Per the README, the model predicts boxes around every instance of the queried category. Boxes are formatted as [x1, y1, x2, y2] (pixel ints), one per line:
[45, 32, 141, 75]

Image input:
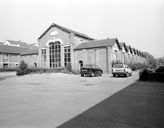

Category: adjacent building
[0, 45, 26, 68]
[74, 38, 122, 73]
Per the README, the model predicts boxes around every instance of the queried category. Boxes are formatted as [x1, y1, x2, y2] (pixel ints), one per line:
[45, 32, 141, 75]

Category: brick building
[0, 45, 25, 68]
[0, 23, 147, 73]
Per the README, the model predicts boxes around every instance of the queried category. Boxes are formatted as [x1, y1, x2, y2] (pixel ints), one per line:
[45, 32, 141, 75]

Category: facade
[37, 23, 93, 69]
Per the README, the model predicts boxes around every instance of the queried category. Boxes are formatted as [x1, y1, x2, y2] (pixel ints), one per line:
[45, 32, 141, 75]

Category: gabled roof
[5, 40, 37, 49]
[38, 23, 94, 40]
[135, 49, 139, 56]
[74, 38, 121, 50]
[0, 45, 27, 54]
[138, 51, 142, 56]
[6, 40, 27, 47]
[127, 45, 133, 54]
[132, 48, 136, 55]
[119, 42, 128, 52]
[21, 49, 38, 55]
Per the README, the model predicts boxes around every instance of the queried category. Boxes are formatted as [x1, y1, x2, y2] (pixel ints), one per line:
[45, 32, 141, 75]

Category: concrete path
[0, 72, 139, 128]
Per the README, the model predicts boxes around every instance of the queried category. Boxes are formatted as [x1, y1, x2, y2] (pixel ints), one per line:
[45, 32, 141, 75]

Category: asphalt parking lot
[0, 72, 138, 128]
[57, 78, 164, 128]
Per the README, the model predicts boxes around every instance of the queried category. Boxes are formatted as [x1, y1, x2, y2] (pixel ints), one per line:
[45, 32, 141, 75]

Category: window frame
[64, 46, 71, 67]
[49, 41, 61, 68]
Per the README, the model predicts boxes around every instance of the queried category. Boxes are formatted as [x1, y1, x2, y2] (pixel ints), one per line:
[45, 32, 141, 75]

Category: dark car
[80, 64, 103, 77]
[152, 66, 164, 81]
[139, 68, 154, 81]
[139, 66, 164, 81]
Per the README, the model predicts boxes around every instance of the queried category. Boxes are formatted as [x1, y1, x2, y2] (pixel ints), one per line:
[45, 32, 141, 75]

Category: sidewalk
[57, 80, 164, 128]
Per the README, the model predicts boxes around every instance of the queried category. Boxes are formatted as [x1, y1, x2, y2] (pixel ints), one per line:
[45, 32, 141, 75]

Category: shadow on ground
[0, 76, 15, 81]
[57, 80, 164, 128]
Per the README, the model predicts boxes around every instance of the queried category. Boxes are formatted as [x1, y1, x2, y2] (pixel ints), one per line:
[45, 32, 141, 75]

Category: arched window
[49, 41, 61, 68]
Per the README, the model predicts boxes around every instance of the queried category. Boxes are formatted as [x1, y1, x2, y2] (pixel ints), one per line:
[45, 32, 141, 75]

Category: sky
[0, 0, 164, 58]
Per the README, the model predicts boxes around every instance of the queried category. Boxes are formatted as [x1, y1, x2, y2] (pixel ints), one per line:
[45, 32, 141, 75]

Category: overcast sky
[0, 0, 163, 58]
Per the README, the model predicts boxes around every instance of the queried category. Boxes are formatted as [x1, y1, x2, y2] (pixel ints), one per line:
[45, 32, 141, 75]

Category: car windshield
[113, 64, 124, 68]
[82, 65, 98, 69]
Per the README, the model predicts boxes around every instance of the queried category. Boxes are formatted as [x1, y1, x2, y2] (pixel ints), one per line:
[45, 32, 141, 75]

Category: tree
[142, 52, 156, 68]
[155, 57, 164, 67]
[16, 61, 30, 75]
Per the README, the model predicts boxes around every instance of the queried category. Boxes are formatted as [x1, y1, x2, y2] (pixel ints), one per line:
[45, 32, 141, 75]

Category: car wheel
[113, 74, 115, 77]
[81, 74, 84, 77]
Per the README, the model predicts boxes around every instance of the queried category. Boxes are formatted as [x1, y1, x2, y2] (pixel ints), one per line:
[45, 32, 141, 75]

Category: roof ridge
[38, 23, 94, 40]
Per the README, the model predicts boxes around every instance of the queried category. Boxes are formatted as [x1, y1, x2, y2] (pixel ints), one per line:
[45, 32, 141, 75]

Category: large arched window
[49, 41, 61, 68]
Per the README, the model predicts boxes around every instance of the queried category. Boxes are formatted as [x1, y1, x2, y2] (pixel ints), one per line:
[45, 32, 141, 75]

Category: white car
[112, 64, 132, 77]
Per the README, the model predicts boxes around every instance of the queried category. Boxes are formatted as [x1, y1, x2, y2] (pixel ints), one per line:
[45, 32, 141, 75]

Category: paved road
[0, 72, 139, 128]
[57, 80, 164, 128]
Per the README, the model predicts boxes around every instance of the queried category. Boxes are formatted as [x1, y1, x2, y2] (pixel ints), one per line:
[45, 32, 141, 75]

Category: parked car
[112, 64, 132, 77]
[80, 64, 103, 77]
[139, 68, 154, 81]
[139, 66, 164, 81]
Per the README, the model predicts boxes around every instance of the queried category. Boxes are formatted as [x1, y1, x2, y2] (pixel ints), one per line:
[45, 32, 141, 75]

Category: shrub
[28, 67, 64, 74]
[128, 63, 148, 71]
[16, 61, 30, 76]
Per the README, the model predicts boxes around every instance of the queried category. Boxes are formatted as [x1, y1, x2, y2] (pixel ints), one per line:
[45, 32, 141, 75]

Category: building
[37, 23, 94, 69]
[36, 23, 147, 73]
[0, 23, 147, 73]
